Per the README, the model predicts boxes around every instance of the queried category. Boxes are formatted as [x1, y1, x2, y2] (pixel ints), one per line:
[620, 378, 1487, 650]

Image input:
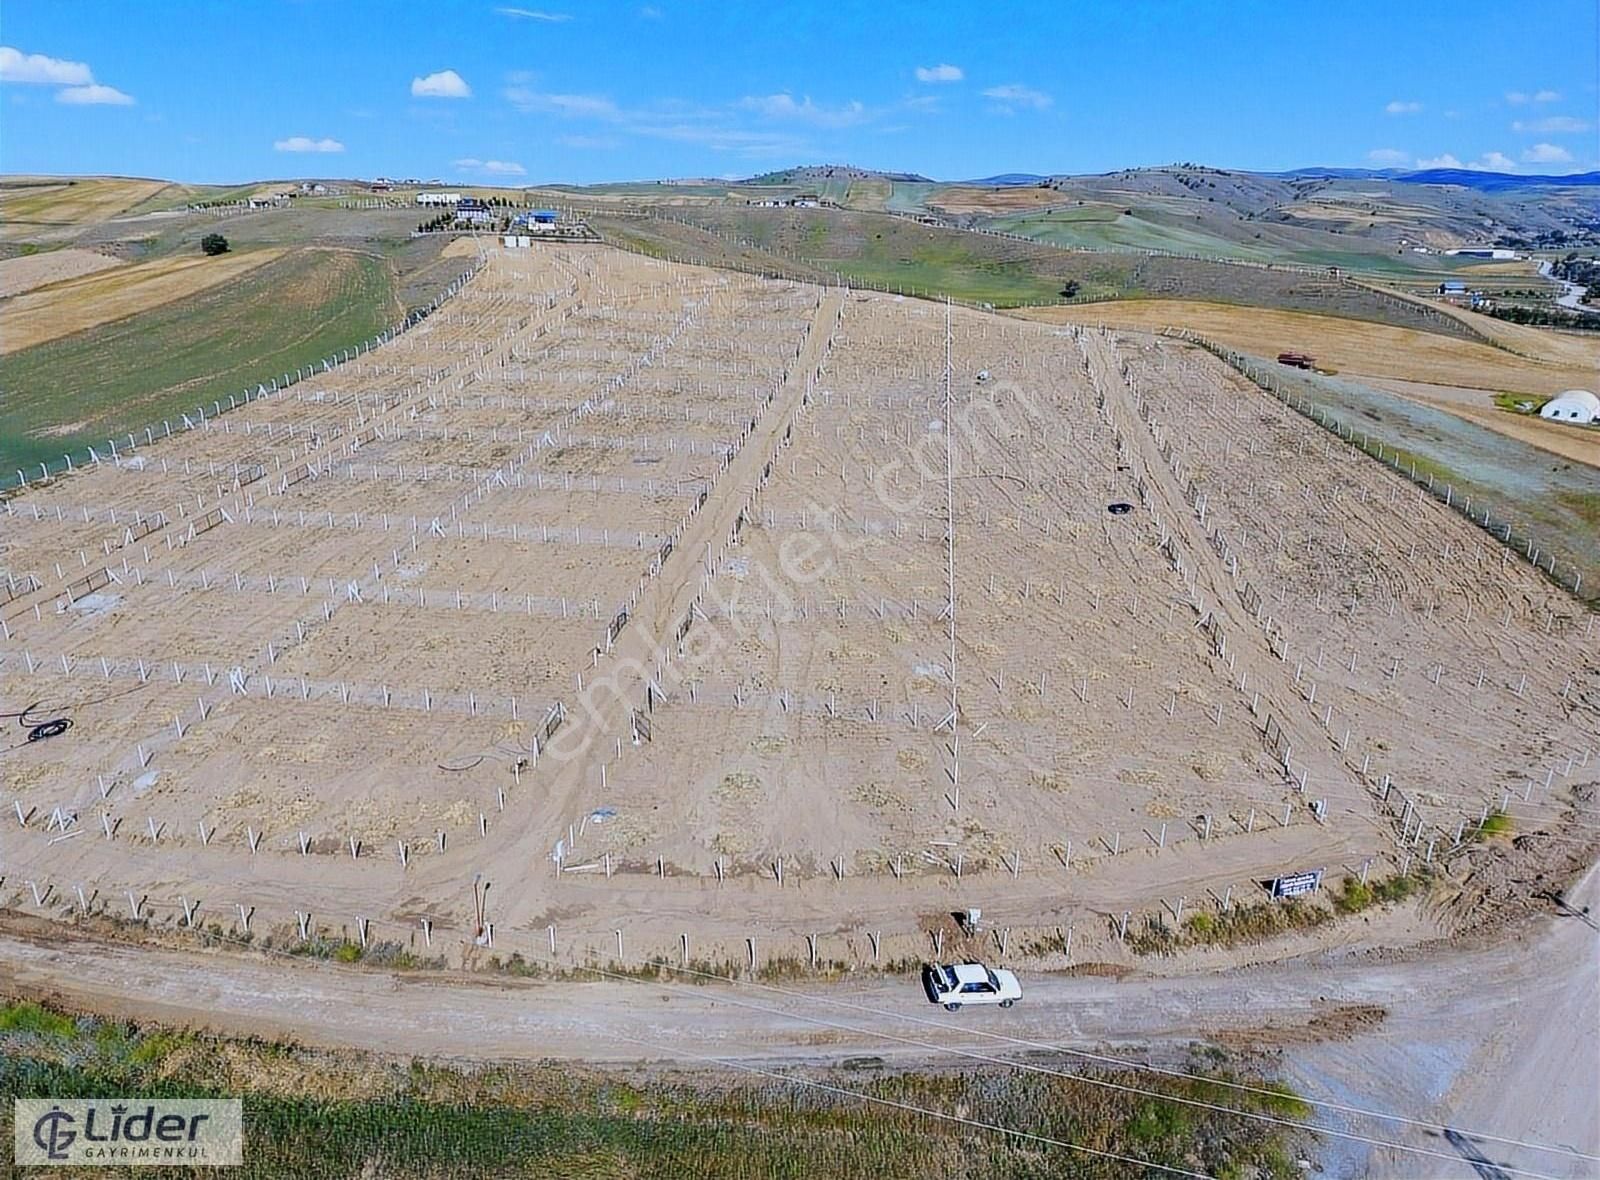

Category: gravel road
[2, 858, 1594, 1178]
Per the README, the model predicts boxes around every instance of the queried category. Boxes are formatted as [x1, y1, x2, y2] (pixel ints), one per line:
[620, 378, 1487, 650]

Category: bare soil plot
[0, 248, 125, 298]
[0, 242, 1592, 986]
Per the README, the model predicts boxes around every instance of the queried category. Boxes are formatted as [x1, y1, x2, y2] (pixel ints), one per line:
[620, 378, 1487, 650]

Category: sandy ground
[0, 247, 124, 298]
[0, 247, 285, 353]
[3, 245, 1593, 956]
[1, 245, 1597, 1179]
[1, 856, 1593, 1177]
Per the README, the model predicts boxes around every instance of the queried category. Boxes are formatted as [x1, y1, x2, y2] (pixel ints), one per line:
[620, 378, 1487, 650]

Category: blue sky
[2, 0, 1597, 184]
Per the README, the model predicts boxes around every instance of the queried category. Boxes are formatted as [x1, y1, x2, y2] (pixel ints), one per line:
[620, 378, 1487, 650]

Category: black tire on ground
[999, 999, 1014, 1008]
[944, 1002, 961, 1011]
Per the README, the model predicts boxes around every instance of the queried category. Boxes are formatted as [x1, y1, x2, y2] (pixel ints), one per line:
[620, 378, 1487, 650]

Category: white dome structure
[1538, 389, 1600, 425]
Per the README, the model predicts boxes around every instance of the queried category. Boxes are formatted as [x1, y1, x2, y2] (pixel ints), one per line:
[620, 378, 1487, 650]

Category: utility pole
[943, 298, 961, 811]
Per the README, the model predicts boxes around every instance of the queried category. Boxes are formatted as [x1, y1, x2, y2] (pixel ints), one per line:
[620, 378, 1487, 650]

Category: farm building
[1445, 247, 1518, 259]
[453, 197, 495, 225]
[417, 191, 462, 206]
[1438, 280, 1468, 296]
[512, 210, 561, 230]
[1539, 389, 1600, 425]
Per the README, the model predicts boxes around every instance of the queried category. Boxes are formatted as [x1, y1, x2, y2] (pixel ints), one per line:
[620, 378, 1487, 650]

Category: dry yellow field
[0, 247, 125, 298]
[842, 177, 893, 211]
[1455, 259, 1542, 277]
[0, 247, 285, 353]
[926, 184, 1064, 214]
[1344, 276, 1600, 368]
[0, 178, 183, 241]
[1018, 298, 1599, 397]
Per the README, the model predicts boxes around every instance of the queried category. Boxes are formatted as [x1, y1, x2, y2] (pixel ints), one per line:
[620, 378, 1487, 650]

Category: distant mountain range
[1268, 167, 1600, 192]
[735, 165, 1600, 194]
[965, 173, 1050, 186]
[741, 165, 932, 184]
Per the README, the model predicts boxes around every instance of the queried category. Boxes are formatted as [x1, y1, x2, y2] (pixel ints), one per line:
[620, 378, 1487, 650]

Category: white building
[1539, 389, 1600, 425]
[416, 192, 462, 206]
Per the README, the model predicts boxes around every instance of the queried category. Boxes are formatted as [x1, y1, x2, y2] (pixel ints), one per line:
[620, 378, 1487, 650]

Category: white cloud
[1367, 148, 1410, 166]
[504, 87, 618, 118]
[454, 157, 526, 175]
[0, 46, 92, 84]
[494, 7, 570, 19]
[1505, 91, 1529, 105]
[639, 5, 663, 16]
[57, 83, 134, 106]
[1507, 88, 1561, 105]
[1533, 88, 1560, 103]
[504, 86, 927, 158]
[1512, 115, 1590, 134]
[2, 46, 134, 104]
[1416, 151, 1521, 172]
[738, 93, 870, 127]
[915, 63, 963, 83]
[982, 83, 1051, 111]
[1522, 142, 1574, 164]
[556, 134, 620, 149]
[412, 69, 471, 98]
[1384, 100, 1422, 115]
[274, 135, 345, 152]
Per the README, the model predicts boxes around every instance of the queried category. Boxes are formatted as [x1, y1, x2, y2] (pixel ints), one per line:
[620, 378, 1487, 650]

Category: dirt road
[3, 858, 1594, 1178]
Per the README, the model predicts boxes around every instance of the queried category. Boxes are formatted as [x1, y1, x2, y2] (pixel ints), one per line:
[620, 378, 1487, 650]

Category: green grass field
[622, 206, 1484, 335]
[0, 248, 398, 478]
[987, 206, 1281, 262]
[0, 998, 1308, 1179]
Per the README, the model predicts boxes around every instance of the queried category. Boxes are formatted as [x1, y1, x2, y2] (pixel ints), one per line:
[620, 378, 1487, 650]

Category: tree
[200, 233, 230, 256]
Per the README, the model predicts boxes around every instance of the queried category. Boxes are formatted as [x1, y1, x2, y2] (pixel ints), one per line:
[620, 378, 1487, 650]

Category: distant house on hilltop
[453, 197, 496, 224]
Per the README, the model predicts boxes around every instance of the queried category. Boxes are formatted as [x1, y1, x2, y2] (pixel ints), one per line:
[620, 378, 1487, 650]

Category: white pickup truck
[922, 962, 1022, 1011]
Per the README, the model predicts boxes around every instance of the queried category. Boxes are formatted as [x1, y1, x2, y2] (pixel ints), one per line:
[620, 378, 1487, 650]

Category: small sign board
[1271, 869, 1322, 900]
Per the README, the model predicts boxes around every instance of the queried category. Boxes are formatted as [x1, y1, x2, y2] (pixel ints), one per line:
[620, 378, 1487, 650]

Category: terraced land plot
[1, 243, 1594, 976]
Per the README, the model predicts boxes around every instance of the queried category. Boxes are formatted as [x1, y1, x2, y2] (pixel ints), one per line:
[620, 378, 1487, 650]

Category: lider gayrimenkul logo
[33, 1104, 77, 1160]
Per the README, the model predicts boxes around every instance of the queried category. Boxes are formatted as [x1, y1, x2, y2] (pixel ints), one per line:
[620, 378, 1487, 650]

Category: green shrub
[0, 1001, 78, 1039]
[1477, 812, 1515, 840]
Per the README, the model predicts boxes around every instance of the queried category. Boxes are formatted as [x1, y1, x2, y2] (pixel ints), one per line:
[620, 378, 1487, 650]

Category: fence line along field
[1, 241, 1595, 977]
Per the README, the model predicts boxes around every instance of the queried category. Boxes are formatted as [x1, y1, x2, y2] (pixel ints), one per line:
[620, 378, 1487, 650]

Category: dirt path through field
[435, 286, 849, 926]
[1, 855, 1593, 1178]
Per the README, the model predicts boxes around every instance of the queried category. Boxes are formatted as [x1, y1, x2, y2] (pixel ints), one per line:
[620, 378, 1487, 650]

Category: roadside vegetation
[1129, 873, 1426, 956]
[0, 998, 1311, 1178]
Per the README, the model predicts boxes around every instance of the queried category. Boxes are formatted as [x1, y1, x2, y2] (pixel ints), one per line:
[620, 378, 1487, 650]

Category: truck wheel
[999, 999, 1015, 1009]
[944, 1002, 961, 1012]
